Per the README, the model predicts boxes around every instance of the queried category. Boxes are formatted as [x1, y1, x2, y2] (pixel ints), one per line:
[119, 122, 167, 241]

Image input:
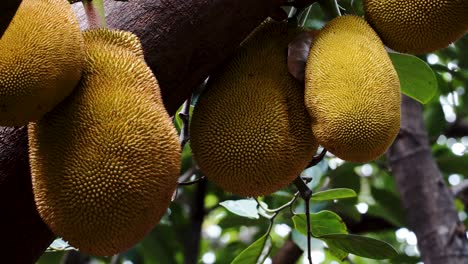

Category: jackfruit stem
[307, 148, 327, 167]
[293, 177, 313, 264]
[82, 0, 107, 29]
[317, 0, 341, 19]
[179, 95, 193, 149]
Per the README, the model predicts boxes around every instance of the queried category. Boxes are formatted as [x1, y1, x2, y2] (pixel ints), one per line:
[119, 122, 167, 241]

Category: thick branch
[0, 127, 54, 264]
[73, 0, 281, 114]
[387, 96, 468, 264]
[3, 0, 280, 262]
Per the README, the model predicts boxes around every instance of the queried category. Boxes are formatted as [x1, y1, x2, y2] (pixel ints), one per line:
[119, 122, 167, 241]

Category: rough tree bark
[0, 0, 280, 263]
[387, 96, 468, 264]
[0, 127, 55, 263]
[74, 0, 282, 114]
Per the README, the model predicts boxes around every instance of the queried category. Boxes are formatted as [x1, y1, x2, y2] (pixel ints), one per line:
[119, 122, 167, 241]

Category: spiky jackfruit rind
[364, 0, 468, 54]
[82, 28, 145, 60]
[28, 31, 181, 256]
[305, 15, 401, 162]
[190, 21, 318, 197]
[0, 0, 84, 126]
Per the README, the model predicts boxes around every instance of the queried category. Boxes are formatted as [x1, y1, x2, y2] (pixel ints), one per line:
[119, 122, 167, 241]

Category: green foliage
[311, 188, 357, 201]
[37, 0, 468, 263]
[231, 233, 272, 264]
[293, 211, 347, 236]
[389, 52, 438, 104]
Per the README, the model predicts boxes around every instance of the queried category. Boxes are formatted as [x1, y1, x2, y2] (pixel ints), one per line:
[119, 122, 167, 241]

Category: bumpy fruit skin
[28, 30, 181, 256]
[364, 0, 468, 54]
[190, 21, 318, 197]
[0, 0, 84, 126]
[83, 29, 145, 60]
[305, 16, 401, 163]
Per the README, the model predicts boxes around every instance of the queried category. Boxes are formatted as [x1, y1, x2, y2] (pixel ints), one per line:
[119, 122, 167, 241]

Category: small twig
[307, 148, 327, 167]
[179, 95, 192, 149]
[294, 177, 313, 264]
[255, 192, 300, 215]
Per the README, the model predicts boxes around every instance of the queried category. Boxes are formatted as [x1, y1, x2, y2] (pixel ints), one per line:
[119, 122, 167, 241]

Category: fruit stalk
[82, 0, 107, 29]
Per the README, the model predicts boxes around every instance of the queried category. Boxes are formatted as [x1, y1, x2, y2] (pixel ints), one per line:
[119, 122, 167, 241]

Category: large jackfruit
[28, 29, 181, 256]
[305, 16, 401, 163]
[0, 0, 84, 126]
[190, 21, 318, 197]
[364, 0, 468, 54]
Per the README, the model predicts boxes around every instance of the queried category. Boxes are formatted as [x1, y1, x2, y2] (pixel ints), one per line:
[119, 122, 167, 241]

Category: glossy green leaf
[231, 234, 271, 264]
[311, 188, 357, 201]
[293, 210, 347, 237]
[220, 199, 260, 219]
[325, 240, 349, 261]
[389, 52, 437, 104]
[321, 234, 398, 259]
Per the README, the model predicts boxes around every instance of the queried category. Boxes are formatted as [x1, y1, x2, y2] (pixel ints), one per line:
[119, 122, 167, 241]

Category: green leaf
[389, 52, 437, 104]
[220, 199, 260, 219]
[231, 234, 271, 264]
[368, 187, 405, 227]
[311, 188, 357, 201]
[326, 240, 349, 261]
[293, 210, 347, 237]
[321, 234, 398, 259]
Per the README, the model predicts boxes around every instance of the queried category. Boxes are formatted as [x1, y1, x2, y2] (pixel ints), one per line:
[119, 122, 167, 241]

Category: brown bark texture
[0, 0, 22, 37]
[0, 0, 279, 263]
[387, 96, 468, 264]
[73, 0, 281, 114]
[0, 127, 54, 263]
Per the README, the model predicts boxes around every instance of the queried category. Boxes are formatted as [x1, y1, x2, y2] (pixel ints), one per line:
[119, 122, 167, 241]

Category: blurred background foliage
[37, 0, 468, 263]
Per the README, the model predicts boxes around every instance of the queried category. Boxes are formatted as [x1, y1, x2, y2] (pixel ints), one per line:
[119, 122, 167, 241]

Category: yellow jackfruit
[364, 0, 468, 54]
[305, 16, 401, 163]
[190, 21, 318, 197]
[82, 28, 145, 59]
[0, 0, 84, 126]
[28, 29, 181, 256]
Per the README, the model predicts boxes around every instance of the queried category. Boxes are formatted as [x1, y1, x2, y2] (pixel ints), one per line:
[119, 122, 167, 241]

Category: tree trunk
[387, 96, 468, 263]
[1, 0, 279, 263]
[0, 127, 54, 263]
[73, 0, 281, 114]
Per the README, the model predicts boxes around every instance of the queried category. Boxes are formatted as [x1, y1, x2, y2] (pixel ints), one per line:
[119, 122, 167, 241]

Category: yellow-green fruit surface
[28, 30, 181, 256]
[190, 21, 318, 197]
[364, 0, 468, 54]
[305, 15, 401, 163]
[83, 28, 145, 60]
[0, 0, 84, 126]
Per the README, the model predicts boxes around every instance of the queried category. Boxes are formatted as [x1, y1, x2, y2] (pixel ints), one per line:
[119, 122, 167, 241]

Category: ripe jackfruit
[83, 29, 145, 60]
[305, 16, 400, 163]
[364, 0, 468, 54]
[28, 29, 181, 256]
[0, 0, 84, 126]
[190, 21, 318, 197]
